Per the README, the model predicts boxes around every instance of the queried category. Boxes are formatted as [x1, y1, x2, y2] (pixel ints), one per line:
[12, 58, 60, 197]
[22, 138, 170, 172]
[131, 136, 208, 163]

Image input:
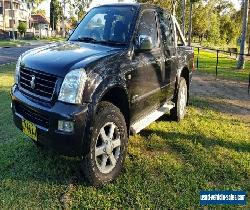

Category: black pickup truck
[11, 3, 194, 186]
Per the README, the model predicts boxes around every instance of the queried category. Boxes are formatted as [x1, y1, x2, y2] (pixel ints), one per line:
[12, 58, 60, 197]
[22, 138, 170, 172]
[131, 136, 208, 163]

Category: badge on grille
[30, 75, 36, 89]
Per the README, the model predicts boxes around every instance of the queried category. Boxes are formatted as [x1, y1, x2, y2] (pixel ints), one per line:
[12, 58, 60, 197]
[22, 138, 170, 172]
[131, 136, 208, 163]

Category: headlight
[58, 68, 87, 104]
[15, 56, 21, 84]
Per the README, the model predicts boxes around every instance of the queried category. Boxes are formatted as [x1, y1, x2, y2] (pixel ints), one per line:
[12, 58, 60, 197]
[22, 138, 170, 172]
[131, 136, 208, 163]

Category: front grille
[19, 67, 57, 99]
[15, 102, 49, 129]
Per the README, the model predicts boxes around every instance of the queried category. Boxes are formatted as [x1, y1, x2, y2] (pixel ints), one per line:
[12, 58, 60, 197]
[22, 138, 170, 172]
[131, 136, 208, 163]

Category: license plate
[22, 119, 37, 141]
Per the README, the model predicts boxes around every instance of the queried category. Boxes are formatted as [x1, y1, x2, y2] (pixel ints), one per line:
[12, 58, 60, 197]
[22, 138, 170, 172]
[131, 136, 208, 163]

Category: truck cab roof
[93, 3, 171, 15]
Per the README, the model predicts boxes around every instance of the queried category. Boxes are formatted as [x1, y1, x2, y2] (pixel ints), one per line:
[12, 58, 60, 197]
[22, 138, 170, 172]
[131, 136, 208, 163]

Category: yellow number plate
[22, 119, 37, 141]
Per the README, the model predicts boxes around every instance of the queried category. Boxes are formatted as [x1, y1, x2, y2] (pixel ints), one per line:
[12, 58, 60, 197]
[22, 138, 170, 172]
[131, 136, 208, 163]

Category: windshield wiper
[73, 37, 99, 43]
[97, 40, 127, 46]
[72, 37, 126, 46]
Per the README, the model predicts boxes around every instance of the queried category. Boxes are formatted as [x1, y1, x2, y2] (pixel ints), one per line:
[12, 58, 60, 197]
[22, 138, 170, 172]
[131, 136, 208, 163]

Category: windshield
[69, 6, 137, 46]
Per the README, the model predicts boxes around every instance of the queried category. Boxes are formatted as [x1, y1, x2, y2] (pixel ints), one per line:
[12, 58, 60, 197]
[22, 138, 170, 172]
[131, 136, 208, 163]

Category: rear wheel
[81, 101, 128, 186]
[170, 77, 188, 121]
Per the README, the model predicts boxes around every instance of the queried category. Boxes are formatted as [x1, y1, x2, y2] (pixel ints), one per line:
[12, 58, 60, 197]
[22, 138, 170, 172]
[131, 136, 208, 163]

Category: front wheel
[170, 77, 188, 121]
[81, 101, 128, 186]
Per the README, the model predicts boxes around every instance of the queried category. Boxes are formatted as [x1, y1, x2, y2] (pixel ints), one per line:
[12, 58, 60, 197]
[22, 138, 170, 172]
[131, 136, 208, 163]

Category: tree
[32, 9, 46, 16]
[10, 0, 15, 40]
[187, 0, 193, 46]
[181, 0, 186, 35]
[26, 0, 45, 11]
[215, 0, 235, 14]
[187, 0, 200, 46]
[69, 16, 78, 28]
[192, 1, 222, 44]
[50, 0, 63, 31]
[192, 3, 209, 41]
[220, 14, 240, 44]
[137, 0, 172, 11]
[207, 12, 220, 44]
[62, 0, 66, 37]
[237, 0, 249, 69]
[73, 0, 92, 21]
[17, 22, 27, 36]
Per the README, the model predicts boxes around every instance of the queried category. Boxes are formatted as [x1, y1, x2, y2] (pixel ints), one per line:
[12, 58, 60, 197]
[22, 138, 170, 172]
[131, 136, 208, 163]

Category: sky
[38, 0, 135, 17]
[38, 0, 241, 18]
[89, 0, 135, 9]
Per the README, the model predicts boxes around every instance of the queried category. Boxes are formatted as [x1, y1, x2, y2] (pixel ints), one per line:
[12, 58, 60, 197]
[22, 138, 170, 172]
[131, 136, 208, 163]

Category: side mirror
[138, 35, 153, 51]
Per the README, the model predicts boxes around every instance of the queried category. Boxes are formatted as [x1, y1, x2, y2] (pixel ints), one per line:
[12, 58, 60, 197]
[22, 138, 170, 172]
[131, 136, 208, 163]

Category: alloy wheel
[95, 122, 121, 174]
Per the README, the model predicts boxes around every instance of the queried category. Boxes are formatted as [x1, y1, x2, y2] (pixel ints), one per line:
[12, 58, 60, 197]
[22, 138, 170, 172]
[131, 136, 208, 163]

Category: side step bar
[130, 102, 175, 134]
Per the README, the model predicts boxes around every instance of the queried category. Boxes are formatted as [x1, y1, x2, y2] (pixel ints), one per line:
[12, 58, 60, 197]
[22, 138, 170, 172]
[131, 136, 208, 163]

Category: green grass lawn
[0, 64, 249, 209]
[37, 37, 66, 42]
[0, 40, 29, 48]
[0, 38, 65, 48]
[194, 48, 250, 81]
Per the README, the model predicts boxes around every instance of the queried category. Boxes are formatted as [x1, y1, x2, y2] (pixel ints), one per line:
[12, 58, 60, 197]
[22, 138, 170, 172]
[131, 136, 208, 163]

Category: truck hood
[21, 41, 123, 77]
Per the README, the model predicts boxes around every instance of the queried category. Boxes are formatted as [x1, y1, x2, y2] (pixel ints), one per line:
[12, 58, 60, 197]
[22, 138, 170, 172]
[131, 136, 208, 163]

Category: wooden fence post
[197, 47, 199, 70]
[216, 50, 219, 77]
[248, 73, 250, 94]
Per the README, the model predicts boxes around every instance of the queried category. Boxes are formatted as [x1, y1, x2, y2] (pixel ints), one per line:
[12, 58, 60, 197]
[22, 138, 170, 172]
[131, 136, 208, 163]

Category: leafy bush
[17, 22, 27, 36]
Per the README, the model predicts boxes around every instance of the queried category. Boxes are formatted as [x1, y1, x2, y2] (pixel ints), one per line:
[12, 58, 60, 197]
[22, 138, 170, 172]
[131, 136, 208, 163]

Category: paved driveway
[0, 45, 43, 65]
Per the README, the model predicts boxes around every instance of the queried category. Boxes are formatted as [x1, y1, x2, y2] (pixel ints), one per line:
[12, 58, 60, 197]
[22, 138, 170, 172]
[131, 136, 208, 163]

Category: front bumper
[11, 84, 89, 156]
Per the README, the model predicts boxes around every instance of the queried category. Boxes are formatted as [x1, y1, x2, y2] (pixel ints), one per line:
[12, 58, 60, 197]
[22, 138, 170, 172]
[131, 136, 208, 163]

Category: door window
[158, 11, 174, 48]
[176, 23, 185, 46]
[138, 10, 159, 48]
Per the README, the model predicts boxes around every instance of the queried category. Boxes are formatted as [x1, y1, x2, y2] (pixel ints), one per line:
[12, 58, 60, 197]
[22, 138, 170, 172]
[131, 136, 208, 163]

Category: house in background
[31, 14, 49, 30]
[0, 0, 31, 35]
[31, 14, 51, 37]
[0, 0, 53, 38]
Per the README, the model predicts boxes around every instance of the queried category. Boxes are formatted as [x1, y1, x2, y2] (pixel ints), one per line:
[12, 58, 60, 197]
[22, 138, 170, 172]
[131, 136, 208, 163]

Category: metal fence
[194, 46, 250, 94]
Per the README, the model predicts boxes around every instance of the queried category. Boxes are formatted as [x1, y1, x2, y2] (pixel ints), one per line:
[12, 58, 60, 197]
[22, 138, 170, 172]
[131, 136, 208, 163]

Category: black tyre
[170, 77, 188, 121]
[81, 101, 128, 186]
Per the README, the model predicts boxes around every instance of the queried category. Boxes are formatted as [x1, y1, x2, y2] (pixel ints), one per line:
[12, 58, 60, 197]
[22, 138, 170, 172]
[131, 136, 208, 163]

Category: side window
[176, 24, 185, 46]
[158, 11, 174, 48]
[138, 10, 159, 48]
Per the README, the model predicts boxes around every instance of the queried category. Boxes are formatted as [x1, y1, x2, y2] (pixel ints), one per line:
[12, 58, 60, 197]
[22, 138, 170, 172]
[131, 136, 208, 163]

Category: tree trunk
[10, 0, 15, 40]
[237, 0, 249, 69]
[62, 0, 66, 38]
[248, 36, 250, 55]
[182, 0, 186, 36]
[188, 2, 193, 46]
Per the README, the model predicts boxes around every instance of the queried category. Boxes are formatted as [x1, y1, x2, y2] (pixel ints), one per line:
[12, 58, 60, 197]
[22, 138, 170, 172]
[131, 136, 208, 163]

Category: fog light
[58, 120, 74, 132]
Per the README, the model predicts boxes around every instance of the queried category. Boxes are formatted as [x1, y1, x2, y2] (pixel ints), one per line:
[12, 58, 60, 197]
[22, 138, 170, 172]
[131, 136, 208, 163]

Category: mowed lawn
[0, 40, 29, 48]
[0, 64, 250, 209]
[194, 48, 250, 81]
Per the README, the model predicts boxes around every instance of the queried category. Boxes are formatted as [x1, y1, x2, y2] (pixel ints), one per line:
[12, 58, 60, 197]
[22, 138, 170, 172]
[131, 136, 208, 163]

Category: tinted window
[69, 6, 137, 44]
[158, 11, 174, 47]
[138, 10, 159, 48]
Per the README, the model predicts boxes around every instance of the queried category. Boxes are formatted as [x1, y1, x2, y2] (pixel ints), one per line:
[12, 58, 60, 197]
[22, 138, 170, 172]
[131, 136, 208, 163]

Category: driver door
[127, 9, 164, 123]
